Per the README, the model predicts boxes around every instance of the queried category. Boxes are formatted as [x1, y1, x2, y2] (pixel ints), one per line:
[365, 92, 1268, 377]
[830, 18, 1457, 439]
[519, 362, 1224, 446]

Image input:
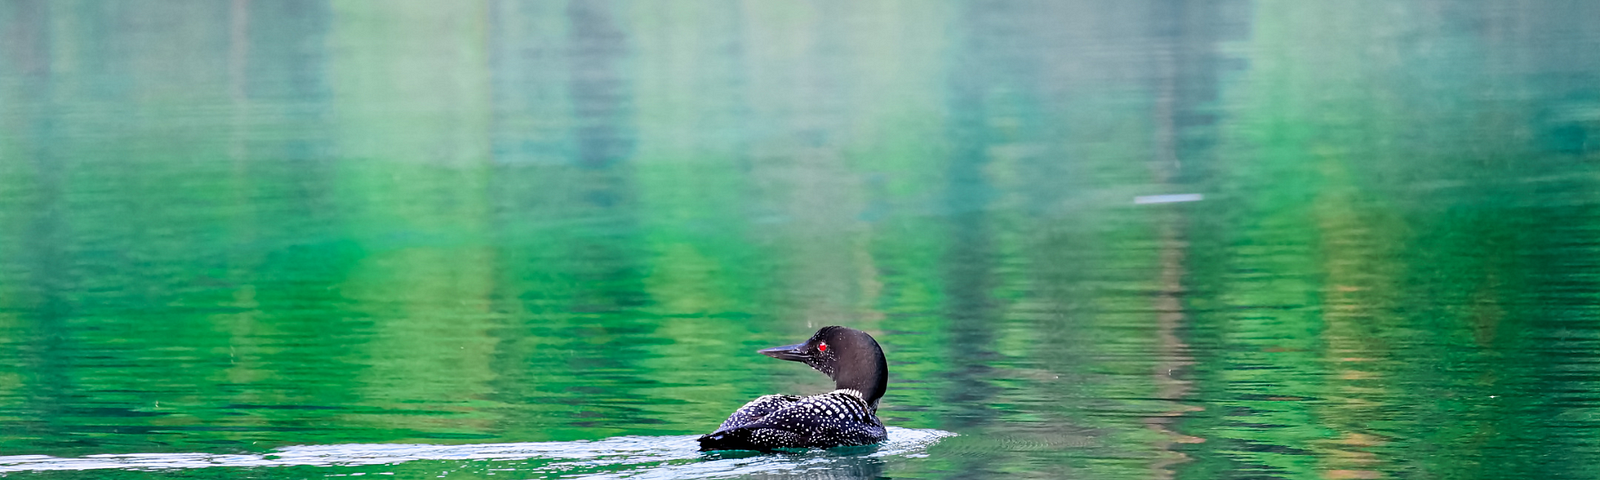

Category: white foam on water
[0, 426, 956, 478]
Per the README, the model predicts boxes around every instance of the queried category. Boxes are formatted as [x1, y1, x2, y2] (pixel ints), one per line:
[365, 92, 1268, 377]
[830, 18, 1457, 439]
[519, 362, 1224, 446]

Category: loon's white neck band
[831, 388, 880, 411]
[830, 388, 865, 398]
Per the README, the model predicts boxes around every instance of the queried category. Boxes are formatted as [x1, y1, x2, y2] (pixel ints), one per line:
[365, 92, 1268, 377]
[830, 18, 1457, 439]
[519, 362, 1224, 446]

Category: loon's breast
[698, 391, 887, 451]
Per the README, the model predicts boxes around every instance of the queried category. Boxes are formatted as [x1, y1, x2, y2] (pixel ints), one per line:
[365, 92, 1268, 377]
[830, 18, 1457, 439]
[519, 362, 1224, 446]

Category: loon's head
[758, 326, 888, 410]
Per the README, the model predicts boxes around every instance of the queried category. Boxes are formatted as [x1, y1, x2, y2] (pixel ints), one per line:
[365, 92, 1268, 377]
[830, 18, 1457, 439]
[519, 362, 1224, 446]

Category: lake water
[3, 1, 1600, 479]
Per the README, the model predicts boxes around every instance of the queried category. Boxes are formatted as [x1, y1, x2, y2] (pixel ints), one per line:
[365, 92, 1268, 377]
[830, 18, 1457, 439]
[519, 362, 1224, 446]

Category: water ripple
[0, 427, 955, 478]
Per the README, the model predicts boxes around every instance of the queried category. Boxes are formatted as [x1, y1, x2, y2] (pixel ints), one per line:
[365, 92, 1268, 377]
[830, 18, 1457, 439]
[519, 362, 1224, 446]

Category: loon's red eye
[818, 343, 828, 353]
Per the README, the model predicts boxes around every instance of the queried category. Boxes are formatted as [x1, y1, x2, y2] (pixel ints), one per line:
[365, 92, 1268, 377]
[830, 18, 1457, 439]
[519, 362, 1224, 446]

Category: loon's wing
[697, 393, 885, 451]
[716, 394, 800, 431]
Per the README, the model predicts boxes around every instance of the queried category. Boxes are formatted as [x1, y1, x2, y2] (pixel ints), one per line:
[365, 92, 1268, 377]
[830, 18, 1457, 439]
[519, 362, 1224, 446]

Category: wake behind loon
[697, 326, 889, 452]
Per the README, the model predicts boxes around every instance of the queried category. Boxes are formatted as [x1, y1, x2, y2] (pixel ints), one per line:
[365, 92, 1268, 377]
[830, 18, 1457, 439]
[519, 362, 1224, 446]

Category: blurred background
[2, 0, 1600, 478]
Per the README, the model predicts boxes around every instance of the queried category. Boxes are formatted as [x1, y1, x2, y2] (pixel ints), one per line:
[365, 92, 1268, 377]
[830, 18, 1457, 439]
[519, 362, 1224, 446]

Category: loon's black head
[758, 326, 888, 410]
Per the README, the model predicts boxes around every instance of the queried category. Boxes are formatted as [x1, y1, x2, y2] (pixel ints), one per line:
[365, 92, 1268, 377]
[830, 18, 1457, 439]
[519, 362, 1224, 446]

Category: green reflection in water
[2, 0, 1600, 479]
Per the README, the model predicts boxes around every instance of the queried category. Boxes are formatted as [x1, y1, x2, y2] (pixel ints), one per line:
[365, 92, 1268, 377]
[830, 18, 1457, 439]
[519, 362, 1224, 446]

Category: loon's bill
[697, 326, 890, 452]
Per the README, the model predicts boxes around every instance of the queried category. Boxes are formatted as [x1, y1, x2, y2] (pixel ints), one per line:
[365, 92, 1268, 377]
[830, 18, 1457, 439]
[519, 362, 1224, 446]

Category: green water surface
[3, 1, 1600, 479]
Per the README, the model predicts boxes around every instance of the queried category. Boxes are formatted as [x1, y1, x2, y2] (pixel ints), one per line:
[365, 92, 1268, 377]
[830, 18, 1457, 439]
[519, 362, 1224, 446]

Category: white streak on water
[1134, 193, 1203, 204]
[0, 427, 955, 479]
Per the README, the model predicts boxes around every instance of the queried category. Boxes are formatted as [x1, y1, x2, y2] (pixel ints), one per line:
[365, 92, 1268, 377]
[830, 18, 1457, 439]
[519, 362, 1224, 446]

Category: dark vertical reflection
[941, 75, 998, 423]
[1150, 0, 1244, 187]
[486, 0, 569, 167]
[568, 0, 634, 172]
[3, 0, 64, 318]
[564, 0, 645, 321]
[236, 0, 335, 213]
[1144, 0, 1244, 478]
[1143, 5, 1230, 476]
[483, 0, 655, 435]
[228, 0, 354, 437]
[483, 0, 558, 439]
[1496, 7, 1600, 473]
[935, 1, 1030, 477]
[1, 0, 79, 450]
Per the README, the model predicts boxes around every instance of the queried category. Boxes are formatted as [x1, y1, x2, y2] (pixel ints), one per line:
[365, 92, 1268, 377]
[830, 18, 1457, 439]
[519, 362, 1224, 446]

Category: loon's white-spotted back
[698, 326, 890, 451]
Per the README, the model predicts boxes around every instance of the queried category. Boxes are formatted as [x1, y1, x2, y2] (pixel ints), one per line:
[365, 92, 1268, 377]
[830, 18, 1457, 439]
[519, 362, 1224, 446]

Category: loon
[697, 326, 889, 451]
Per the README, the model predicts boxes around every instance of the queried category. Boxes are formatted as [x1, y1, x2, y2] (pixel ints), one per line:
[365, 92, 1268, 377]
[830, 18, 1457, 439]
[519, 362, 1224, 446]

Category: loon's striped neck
[830, 388, 865, 398]
[829, 388, 877, 411]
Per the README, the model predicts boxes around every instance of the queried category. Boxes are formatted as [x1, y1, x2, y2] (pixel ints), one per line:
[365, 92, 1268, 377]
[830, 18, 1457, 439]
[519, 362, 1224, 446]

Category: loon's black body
[697, 326, 889, 451]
